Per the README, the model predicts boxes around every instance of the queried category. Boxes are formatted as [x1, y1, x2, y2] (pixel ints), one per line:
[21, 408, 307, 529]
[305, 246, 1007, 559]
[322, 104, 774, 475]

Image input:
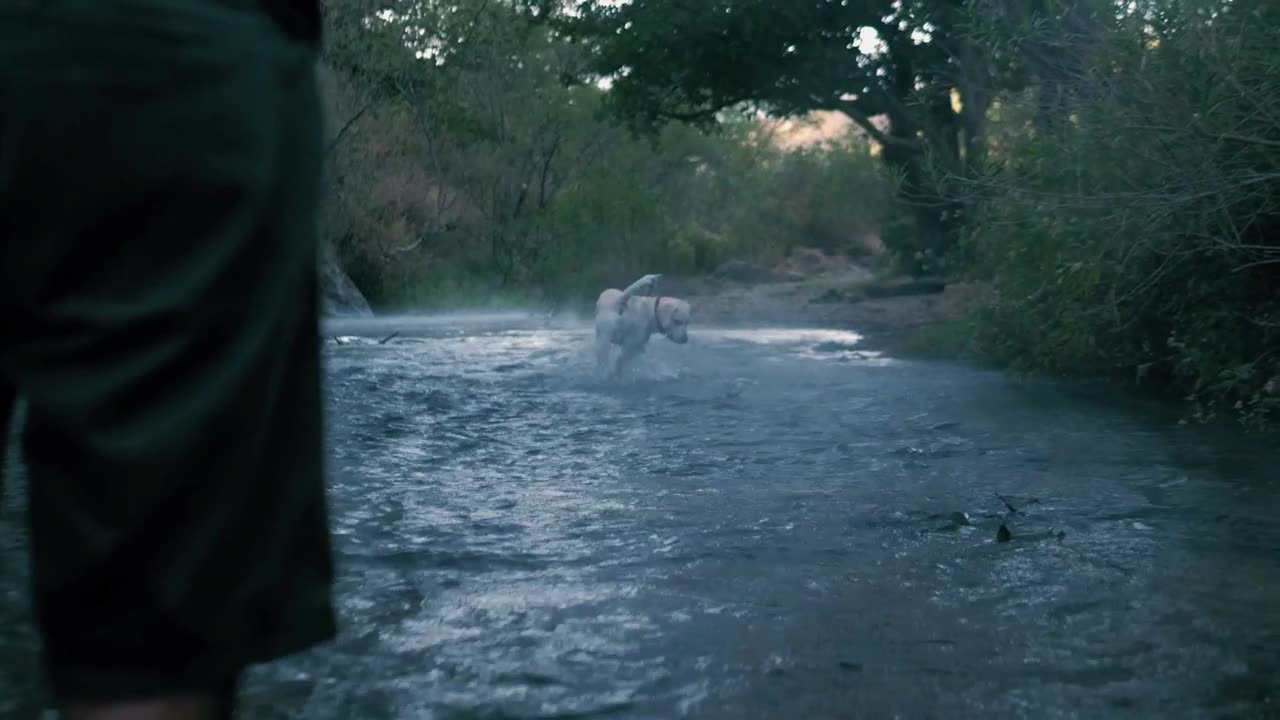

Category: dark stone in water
[996, 524, 1012, 542]
[950, 511, 971, 526]
[995, 493, 1020, 515]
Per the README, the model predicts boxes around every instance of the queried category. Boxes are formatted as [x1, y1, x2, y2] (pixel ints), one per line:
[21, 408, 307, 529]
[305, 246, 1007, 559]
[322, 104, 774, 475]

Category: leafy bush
[965, 0, 1280, 425]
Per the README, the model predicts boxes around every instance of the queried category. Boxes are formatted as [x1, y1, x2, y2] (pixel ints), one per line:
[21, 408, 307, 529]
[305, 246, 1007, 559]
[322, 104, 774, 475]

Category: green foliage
[964, 0, 1280, 425]
[544, 0, 1018, 267]
[898, 317, 980, 360]
[319, 0, 897, 311]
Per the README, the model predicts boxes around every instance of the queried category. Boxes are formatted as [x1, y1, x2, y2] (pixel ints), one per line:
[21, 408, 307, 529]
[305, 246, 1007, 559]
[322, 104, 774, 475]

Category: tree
[537, 0, 1004, 270]
[316, 0, 899, 308]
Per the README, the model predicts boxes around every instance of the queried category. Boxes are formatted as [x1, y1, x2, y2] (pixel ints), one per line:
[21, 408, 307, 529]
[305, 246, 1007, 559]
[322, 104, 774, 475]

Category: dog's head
[657, 297, 692, 344]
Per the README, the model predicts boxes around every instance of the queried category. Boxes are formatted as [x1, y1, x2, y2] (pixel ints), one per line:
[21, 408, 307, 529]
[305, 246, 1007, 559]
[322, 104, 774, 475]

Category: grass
[890, 316, 981, 360]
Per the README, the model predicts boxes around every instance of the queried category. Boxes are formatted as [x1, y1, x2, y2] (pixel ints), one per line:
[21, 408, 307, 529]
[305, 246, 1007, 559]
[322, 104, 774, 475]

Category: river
[3, 313, 1278, 718]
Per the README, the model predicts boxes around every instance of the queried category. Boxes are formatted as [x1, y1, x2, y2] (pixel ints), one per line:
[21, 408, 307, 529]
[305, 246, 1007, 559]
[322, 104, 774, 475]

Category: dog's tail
[618, 273, 662, 310]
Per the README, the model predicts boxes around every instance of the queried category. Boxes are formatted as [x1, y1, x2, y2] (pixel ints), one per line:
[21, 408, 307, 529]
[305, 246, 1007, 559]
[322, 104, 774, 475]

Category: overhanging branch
[835, 98, 921, 152]
[325, 98, 376, 157]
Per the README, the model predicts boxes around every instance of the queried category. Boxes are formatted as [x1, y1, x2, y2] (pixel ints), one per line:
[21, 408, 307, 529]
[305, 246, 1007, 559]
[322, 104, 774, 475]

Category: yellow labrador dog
[594, 273, 691, 378]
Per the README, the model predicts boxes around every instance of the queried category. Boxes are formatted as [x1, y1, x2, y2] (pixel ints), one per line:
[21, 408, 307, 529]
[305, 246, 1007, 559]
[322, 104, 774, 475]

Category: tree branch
[325, 98, 376, 157]
[835, 98, 920, 151]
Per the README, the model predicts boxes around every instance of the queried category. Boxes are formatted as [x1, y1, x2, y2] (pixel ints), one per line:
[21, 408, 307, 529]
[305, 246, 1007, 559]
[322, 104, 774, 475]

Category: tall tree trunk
[1026, 0, 1099, 134]
[882, 137, 957, 274]
[958, 37, 993, 177]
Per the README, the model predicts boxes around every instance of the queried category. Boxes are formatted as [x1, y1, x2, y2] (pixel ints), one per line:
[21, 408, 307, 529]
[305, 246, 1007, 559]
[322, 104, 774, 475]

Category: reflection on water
[700, 327, 866, 345]
[2, 315, 1278, 718]
[700, 328, 896, 366]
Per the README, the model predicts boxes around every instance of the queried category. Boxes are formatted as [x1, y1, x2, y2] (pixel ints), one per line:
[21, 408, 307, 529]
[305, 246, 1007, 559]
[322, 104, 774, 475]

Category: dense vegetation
[319, 0, 1279, 424]
[964, 1, 1280, 425]
[318, 0, 894, 310]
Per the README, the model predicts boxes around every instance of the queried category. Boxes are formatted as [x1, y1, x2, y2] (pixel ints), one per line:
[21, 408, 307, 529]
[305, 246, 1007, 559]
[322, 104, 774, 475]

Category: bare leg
[62, 690, 234, 720]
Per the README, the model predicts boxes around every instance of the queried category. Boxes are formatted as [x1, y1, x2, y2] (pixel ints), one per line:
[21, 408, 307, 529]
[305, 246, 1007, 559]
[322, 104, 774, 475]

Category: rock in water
[996, 524, 1012, 543]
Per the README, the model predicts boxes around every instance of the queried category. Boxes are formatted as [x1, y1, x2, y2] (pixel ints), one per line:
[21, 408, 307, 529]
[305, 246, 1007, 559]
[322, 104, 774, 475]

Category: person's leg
[0, 379, 13, 507]
[0, 0, 336, 716]
[60, 680, 238, 720]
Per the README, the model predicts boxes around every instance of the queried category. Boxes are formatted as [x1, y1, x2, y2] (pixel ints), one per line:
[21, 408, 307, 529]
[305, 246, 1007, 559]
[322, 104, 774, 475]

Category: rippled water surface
[3, 313, 1279, 718]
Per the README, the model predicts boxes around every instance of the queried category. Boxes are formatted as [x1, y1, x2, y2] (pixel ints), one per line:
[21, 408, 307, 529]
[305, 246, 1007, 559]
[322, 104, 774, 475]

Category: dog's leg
[594, 318, 615, 376]
[614, 344, 642, 380]
[597, 340, 614, 377]
[611, 351, 627, 380]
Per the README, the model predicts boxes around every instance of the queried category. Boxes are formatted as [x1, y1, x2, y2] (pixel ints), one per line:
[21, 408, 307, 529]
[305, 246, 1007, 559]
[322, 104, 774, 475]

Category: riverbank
[326, 245, 993, 359]
[666, 273, 992, 358]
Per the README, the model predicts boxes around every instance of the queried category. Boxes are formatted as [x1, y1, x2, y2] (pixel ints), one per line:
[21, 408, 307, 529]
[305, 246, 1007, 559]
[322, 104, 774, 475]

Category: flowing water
[3, 313, 1279, 719]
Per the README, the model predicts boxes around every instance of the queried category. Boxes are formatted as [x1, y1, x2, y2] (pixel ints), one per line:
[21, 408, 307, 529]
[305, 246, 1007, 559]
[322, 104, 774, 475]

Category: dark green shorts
[0, 0, 336, 703]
